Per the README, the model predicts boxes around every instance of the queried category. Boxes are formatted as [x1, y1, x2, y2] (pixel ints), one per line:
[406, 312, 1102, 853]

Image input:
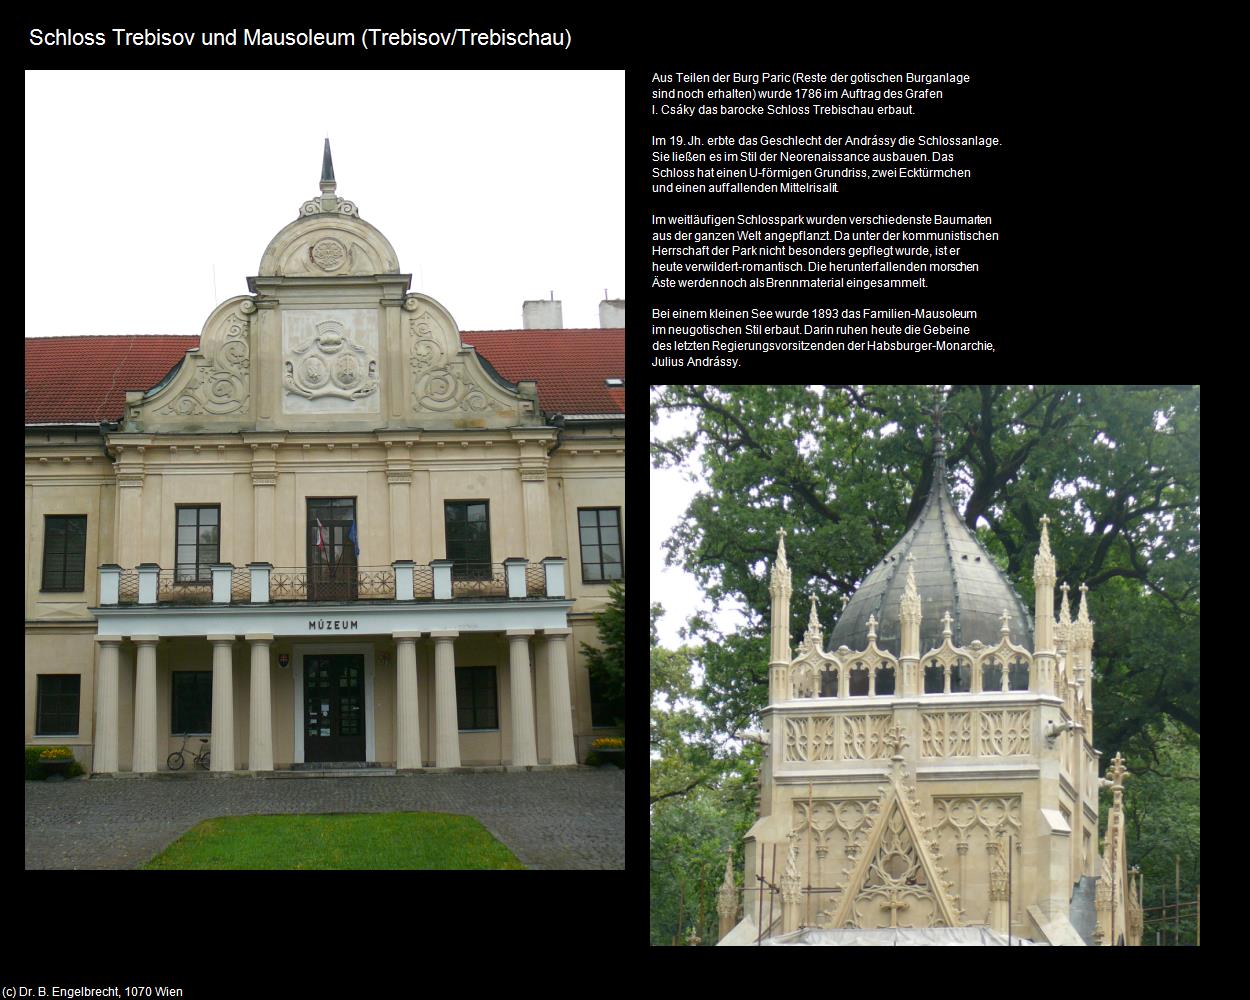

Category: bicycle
[167, 733, 211, 771]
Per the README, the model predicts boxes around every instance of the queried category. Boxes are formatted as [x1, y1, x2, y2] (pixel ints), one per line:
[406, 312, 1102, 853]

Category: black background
[21, 13, 1203, 977]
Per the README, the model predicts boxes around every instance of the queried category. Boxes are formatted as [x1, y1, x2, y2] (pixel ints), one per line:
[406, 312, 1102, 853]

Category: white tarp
[758, 926, 1046, 946]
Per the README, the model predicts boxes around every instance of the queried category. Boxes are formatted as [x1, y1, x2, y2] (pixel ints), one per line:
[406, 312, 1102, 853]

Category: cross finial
[941, 610, 953, 635]
[1000, 609, 1012, 635]
[867, 613, 878, 641]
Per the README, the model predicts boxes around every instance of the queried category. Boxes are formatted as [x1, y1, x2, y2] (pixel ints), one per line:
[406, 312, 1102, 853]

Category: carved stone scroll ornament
[157, 311, 251, 416]
[300, 198, 359, 218]
[408, 312, 490, 413]
[284, 320, 378, 401]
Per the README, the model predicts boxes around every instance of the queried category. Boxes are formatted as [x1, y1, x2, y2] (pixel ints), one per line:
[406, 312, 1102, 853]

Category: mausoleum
[718, 431, 1139, 946]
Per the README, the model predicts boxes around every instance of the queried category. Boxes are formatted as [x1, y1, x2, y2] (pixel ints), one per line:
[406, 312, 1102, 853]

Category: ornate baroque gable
[122, 144, 544, 434]
[127, 296, 253, 430]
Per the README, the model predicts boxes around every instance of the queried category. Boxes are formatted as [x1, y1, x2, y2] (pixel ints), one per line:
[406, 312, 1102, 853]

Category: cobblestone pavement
[24, 768, 625, 870]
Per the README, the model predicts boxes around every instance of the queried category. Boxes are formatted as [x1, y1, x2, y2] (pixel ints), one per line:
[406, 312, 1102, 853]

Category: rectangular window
[307, 498, 358, 601]
[590, 667, 625, 728]
[36, 675, 81, 736]
[455, 666, 498, 731]
[41, 515, 87, 592]
[175, 506, 220, 583]
[171, 671, 212, 734]
[578, 508, 623, 583]
[445, 501, 491, 581]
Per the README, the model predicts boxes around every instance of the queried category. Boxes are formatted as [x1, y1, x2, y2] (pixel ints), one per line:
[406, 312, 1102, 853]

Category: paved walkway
[24, 768, 624, 870]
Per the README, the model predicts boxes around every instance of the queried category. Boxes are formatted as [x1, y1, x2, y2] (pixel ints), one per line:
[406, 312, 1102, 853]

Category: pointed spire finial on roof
[931, 386, 947, 479]
[1034, 513, 1055, 582]
[1077, 582, 1091, 623]
[321, 137, 336, 191]
[1058, 582, 1071, 625]
[776, 526, 787, 567]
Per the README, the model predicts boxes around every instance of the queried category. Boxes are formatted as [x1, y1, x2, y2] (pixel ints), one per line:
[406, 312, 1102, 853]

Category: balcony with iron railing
[96, 558, 567, 607]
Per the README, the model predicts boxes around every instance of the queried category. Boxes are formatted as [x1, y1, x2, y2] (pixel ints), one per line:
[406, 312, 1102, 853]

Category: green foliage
[651, 385, 1200, 752]
[25, 746, 81, 780]
[142, 813, 527, 870]
[1118, 722, 1200, 945]
[25, 747, 46, 780]
[651, 384, 1200, 940]
[581, 581, 625, 726]
[650, 755, 760, 945]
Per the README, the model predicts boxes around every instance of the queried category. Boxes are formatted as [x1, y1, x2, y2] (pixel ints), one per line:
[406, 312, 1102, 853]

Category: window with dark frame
[171, 671, 212, 734]
[578, 507, 623, 583]
[445, 501, 491, 580]
[36, 675, 81, 736]
[590, 668, 625, 728]
[307, 497, 358, 601]
[455, 666, 498, 730]
[41, 515, 87, 592]
[175, 506, 220, 583]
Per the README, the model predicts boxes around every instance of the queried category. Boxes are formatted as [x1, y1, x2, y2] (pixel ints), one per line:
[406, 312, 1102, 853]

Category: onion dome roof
[827, 446, 1033, 657]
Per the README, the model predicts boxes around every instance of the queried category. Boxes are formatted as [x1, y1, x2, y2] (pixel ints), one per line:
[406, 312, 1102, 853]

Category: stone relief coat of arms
[284, 319, 379, 401]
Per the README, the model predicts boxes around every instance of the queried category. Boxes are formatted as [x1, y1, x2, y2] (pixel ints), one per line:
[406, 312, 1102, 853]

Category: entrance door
[303, 654, 366, 762]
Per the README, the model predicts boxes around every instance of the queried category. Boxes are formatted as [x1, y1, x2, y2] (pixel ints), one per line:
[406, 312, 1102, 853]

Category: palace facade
[24, 145, 625, 774]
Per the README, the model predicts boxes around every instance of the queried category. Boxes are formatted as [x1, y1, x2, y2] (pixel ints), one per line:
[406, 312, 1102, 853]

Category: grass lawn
[142, 812, 527, 870]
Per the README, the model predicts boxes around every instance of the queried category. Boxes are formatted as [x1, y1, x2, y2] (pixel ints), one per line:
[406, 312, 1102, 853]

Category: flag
[315, 518, 327, 559]
[348, 519, 360, 558]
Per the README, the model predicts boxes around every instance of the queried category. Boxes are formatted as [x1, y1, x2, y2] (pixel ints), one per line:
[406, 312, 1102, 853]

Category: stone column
[113, 445, 145, 570]
[899, 555, 921, 696]
[989, 837, 1011, 934]
[247, 440, 279, 565]
[507, 630, 538, 767]
[386, 443, 413, 560]
[780, 831, 803, 934]
[431, 631, 460, 768]
[717, 848, 738, 942]
[518, 435, 554, 560]
[544, 629, 577, 765]
[394, 632, 422, 769]
[247, 634, 274, 772]
[208, 635, 236, 771]
[130, 636, 159, 773]
[93, 636, 122, 774]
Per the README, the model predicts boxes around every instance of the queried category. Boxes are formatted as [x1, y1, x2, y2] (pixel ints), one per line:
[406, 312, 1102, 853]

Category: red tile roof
[25, 329, 624, 424]
[25, 335, 199, 425]
[462, 329, 625, 418]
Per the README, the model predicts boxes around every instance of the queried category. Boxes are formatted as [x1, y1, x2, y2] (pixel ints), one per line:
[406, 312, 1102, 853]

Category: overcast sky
[25, 70, 624, 337]
[650, 399, 749, 649]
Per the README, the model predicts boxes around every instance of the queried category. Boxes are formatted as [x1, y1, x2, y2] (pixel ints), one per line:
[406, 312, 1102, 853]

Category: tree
[581, 581, 625, 727]
[651, 384, 1200, 759]
[651, 385, 1200, 935]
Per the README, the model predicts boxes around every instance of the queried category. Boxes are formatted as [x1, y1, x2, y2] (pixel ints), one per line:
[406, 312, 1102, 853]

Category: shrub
[26, 746, 80, 780]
